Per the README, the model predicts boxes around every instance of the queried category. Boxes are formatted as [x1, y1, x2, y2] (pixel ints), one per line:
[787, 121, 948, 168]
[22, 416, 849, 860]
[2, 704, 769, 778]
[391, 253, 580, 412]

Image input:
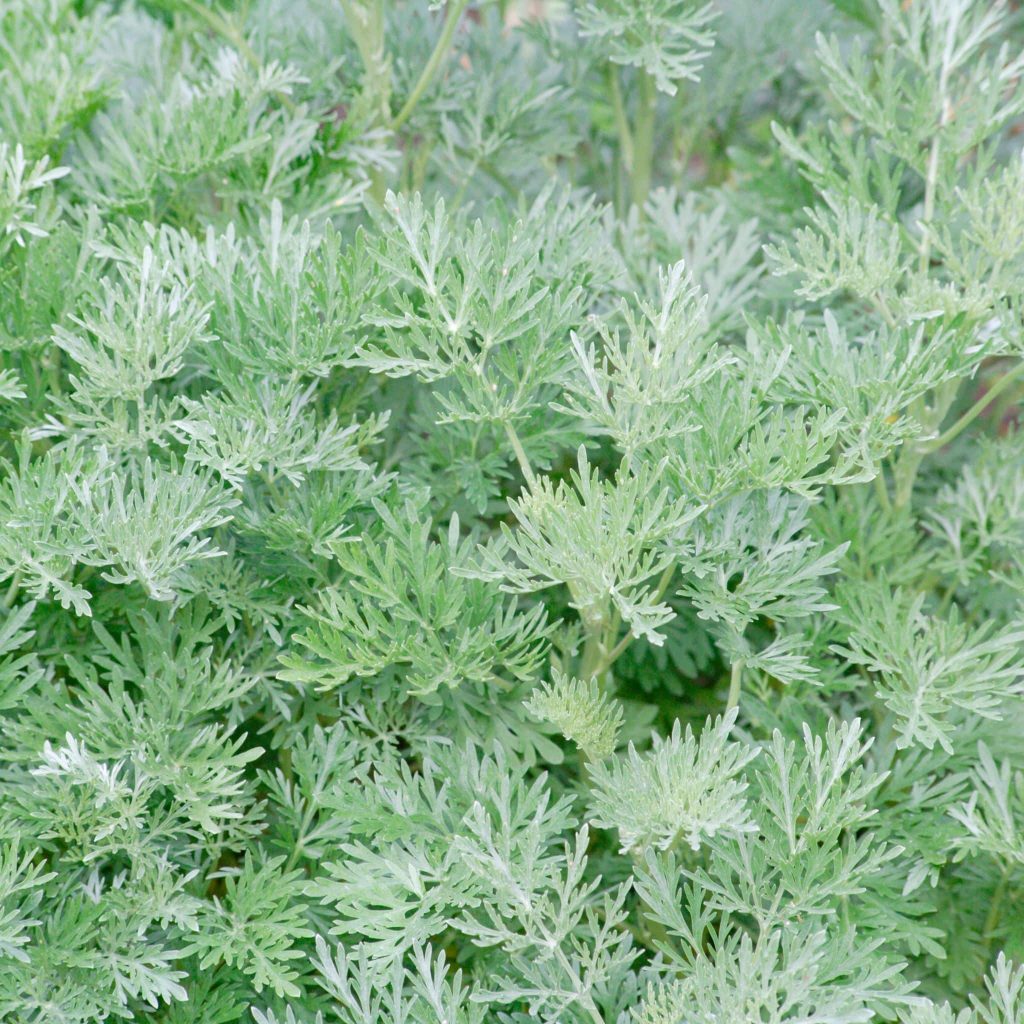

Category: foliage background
[1, 0, 1024, 1021]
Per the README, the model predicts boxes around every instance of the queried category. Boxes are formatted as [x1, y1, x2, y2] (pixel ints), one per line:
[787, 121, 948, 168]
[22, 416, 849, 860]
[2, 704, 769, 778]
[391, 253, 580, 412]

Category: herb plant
[2, 0, 1024, 1021]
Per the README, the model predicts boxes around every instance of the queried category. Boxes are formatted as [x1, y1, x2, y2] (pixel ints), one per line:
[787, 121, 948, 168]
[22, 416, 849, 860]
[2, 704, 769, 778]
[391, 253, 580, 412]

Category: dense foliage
[2, 0, 1024, 1020]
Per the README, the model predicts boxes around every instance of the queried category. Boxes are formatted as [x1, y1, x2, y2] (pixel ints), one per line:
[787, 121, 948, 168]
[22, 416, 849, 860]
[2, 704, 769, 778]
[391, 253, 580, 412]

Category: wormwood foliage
[1, 0, 1024, 1022]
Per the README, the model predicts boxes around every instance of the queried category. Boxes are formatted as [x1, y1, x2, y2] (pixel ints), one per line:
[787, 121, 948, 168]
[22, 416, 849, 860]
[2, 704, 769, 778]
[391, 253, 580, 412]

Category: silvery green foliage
[576, 0, 718, 95]
[588, 710, 757, 852]
[0, 1, 1022, 1022]
[524, 669, 624, 762]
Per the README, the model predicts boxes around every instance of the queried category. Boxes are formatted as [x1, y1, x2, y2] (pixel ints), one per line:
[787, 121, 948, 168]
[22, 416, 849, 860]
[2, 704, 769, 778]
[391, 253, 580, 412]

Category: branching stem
[920, 360, 1024, 453]
[180, 0, 297, 113]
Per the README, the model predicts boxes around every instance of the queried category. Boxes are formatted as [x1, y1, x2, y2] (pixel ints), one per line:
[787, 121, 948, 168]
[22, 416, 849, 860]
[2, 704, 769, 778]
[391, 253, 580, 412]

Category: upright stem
[891, 27, 955, 504]
[2, 570, 22, 610]
[452, 154, 483, 208]
[897, 380, 958, 507]
[180, 0, 297, 113]
[894, 379, 960, 509]
[340, 0, 392, 201]
[391, 0, 469, 131]
[504, 422, 536, 489]
[921, 361, 1024, 453]
[919, 29, 954, 274]
[136, 388, 147, 448]
[892, 448, 925, 510]
[630, 70, 657, 210]
[981, 866, 1011, 971]
[46, 348, 62, 398]
[579, 626, 608, 685]
[579, 562, 677, 683]
[918, 140, 941, 275]
[608, 64, 634, 201]
[873, 470, 892, 512]
[726, 659, 744, 712]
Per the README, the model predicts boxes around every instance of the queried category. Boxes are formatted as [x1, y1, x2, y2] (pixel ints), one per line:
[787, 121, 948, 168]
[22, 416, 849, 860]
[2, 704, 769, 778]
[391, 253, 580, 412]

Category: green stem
[608, 63, 634, 172]
[475, 157, 517, 196]
[872, 292, 897, 329]
[46, 347, 62, 398]
[579, 626, 607, 684]
[726, 659, 744, 712]
[936, 579, 957, 617]
[919, 141, 940, 274]
[449, 144, 518, 196]
[503, 422, 536, 489]
[981, 867, 1011, 967]
[918, 55, 952, 274]
[452, 154, 482, 208]
[993, 381, 1024, 428]
[137, 388, 147, 449]
[579, 618, 626, 685]
[889, 36, 957, 505]
[582, 562, 677, 681]
[920, 361, 1024, 453]
[893, 450, 923, 510]
[653, 562, 677, 602]
[2, 570, 22, 610]
[261, 469, 285, 505]
[284, 796, 319, 872]
[630, 70, 657, 210]
[391, 0, 469, 131]
[603, 629, 634, 670]
[873, 470, 892, 512]
[181, 0, 297, 113]
[340, 0, 391, 200]
[894, 378, 960, 509]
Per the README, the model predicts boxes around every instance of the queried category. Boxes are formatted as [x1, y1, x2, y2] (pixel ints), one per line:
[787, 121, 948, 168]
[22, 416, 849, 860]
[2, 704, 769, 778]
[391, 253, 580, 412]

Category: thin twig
[391, 0, 469, 131]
